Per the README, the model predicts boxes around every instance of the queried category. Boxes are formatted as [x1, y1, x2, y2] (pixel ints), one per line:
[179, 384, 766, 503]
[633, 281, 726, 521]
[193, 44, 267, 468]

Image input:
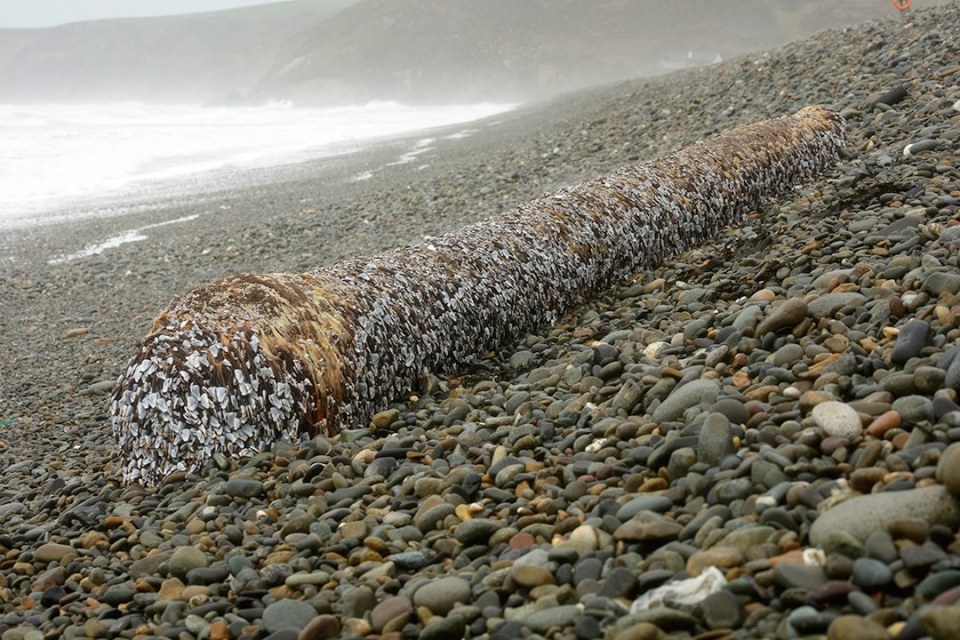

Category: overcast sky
[0, 1, 293, 28]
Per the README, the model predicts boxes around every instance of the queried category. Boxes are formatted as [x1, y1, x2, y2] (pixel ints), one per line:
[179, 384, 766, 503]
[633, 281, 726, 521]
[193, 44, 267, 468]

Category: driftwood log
[111, 106, 845, 485]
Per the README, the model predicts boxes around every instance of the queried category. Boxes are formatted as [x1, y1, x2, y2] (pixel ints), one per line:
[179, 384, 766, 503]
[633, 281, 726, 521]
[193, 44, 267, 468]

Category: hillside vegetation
[0, 0, 947, 104]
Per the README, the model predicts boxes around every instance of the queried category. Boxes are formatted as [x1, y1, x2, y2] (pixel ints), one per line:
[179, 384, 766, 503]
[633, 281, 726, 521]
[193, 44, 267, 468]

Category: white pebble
[811, 401, 863, 438]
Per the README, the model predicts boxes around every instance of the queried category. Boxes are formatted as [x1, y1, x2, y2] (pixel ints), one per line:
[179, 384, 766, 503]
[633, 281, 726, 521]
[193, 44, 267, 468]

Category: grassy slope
[251, 0, 950, 104]
[0, 0, 947, 104]
[0, 0, 360, 104]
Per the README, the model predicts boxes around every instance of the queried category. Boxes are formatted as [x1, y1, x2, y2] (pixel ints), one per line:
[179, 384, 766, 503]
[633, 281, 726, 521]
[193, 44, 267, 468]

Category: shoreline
[0, 106, 521, 265]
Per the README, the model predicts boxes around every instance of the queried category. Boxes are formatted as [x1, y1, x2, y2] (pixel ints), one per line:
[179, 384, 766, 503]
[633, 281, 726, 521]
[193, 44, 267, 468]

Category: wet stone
[936, 442, 960, 496]
[773, 343, 805, 366]
[723, 525, 776, 553]
[809, 292, 866, 320]
[651, 380, 720, 423]
[167, 546, 208, 579]
[224, 478, 264, 498]
[415, 503, 456, 532]
[420, 614, 467, 640]
[700, 589, 743, 630]
[864, 531, 898, 564]
[714, 477, 754, 503]
[711, 398, 750, 425]
[774, 563, 827, 591]
[697, 412, 736, 466]
[851, 558, 892, 590]
[511, 564, 555, 589]
[261, 600, 317, 634]
[573, 557, 603, 586]
[523, 605, 583, 633]
[613, 511, 682, 542]
[617, 495, 674, 519]
[901, 543, 947, 571]
[599, 567, 638, 599]
[923, 272, 960, 296]
[788, 606, 836, 634]
[575, 616, 602, 640]
[370, 596, 412, 633]
[892, 321, 931, 366]
[756, 298, 808, 337]
[33, 543, 74, 564]
[893, 395, 935, 425]
[413, 577, 471, 615]
[889, 517, 931, 543]
[810, 486, 960, 547]
[298, 614, 340, 640]
[827, 614, 891, 640]
[453, 518, 500, 545]
[341, 586, 377, 619]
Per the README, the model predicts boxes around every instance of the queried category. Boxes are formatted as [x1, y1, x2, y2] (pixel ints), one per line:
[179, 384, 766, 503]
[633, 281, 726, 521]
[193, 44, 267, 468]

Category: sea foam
[0, 101, 513, 229]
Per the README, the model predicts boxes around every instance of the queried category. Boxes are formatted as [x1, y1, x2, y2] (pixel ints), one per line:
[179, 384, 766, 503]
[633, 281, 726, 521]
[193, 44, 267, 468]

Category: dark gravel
[2, 3, 960, 640]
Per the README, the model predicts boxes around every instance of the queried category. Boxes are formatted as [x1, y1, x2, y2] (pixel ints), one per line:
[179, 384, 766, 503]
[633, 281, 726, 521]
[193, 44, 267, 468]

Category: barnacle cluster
[111, 106, 846, 484]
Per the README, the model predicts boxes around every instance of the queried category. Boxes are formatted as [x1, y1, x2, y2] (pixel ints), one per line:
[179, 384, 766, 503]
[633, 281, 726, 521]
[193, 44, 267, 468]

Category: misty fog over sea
[0, 101, 513, 230]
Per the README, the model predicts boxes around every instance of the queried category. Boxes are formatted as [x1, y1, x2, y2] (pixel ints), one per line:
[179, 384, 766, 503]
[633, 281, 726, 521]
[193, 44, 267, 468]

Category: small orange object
[893, 0, 910, 10]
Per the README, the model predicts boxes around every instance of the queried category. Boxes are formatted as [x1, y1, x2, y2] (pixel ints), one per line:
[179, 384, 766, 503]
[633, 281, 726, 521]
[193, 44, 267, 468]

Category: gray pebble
[755, 298, 807, 337]
[700, 590, 743, 630]
[413, 577, 471, 615]
[810, 486, 960, 547]
[807, 292, 865, 320]
[892, 320, 931, 366]
[774, 563, 827, 590]
[167, 546, 208, 579]
[923, 272, 960, 296]
[698, 412, 736, 466]
[892, 395, 935, 425]
[617, 495, 674, 520]
[936, 443, 960, 496]
[261, 599, 318, 634]
[522, 605, 583, 633]
[224, 478, 264, 498]
[851, 558, 892, 590]
[651, 379, 720, 423]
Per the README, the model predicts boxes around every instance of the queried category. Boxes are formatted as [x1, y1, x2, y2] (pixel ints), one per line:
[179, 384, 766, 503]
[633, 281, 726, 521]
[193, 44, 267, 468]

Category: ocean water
[0, 101, 513, 230]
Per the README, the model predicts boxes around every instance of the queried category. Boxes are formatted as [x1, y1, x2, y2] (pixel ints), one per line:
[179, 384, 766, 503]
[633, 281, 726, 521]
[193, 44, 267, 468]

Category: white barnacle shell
[185, 351, 201, 369]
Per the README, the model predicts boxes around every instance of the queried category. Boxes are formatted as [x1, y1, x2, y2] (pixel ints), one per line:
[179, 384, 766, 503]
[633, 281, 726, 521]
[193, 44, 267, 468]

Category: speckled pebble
[810, 486, 960, 547]
[811, 401, 863, 438]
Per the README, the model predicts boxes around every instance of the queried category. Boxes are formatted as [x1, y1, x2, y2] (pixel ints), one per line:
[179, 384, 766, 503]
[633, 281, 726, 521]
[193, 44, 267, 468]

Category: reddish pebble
[866, 410, 902, 437]
[208, 620, 230, 640]
[891, 432, 910, 450]
[933, 585, 960, 606]
[889, 297, 905, 319]
[769, 549, 806, 566]
[821, 436, 850, 455]
[812, 580, 857, 603]
[509, 532, 536, 551]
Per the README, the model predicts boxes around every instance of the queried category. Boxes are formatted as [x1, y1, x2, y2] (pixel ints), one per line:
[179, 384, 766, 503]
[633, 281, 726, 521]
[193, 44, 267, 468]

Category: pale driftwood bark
[111, 106, 845, 485]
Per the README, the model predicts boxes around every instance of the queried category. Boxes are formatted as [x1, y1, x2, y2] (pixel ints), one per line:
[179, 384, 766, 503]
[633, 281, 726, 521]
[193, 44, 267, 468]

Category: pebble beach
[2, 3, 960, 639]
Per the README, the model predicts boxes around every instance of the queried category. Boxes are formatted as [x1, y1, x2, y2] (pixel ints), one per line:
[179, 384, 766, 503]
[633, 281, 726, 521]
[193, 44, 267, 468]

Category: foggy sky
[0, 1, 293, 28]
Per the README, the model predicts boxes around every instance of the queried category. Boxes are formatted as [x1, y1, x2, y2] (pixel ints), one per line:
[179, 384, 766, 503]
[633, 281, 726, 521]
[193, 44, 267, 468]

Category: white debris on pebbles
[111, 107, 845, 485]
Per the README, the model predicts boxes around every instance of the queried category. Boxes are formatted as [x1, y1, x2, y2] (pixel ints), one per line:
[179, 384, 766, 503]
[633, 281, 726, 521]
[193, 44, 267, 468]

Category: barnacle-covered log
[111, 106, 845, 484]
